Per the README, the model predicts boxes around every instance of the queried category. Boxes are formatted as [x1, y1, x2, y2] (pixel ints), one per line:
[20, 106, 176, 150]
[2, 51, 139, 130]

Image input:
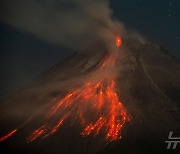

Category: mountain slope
[0, 38, 180, 154]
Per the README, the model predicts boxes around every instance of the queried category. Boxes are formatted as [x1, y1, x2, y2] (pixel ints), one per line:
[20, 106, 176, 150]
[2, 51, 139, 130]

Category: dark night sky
[110, 0, 180, 56]
[0, 0, 180, 98]
[0, 24, 71, 97]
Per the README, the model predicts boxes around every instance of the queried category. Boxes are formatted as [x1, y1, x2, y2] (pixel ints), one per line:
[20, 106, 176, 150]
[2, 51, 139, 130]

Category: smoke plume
[0, 0, 129, 50]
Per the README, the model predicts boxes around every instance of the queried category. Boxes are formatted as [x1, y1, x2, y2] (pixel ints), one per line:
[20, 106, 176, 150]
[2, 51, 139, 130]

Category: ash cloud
[0, 0, 127, 50]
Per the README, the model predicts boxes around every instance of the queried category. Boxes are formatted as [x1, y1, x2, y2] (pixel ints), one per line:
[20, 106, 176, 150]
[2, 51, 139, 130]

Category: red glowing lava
[115, 36, 122, 47]
[0, 129, 17, 142]
[27, 43, 131, 142]
[27, 78, 130, 142]
[1, 36, 130, 143]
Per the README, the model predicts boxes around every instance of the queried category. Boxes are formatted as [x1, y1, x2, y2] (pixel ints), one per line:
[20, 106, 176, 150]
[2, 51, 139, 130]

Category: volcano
[0, 38, 180, 154]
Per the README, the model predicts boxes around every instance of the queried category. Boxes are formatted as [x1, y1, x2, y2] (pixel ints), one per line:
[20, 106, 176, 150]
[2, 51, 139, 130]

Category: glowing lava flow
[0, 129, 17, 142]
[27, 37, 131, 143]
[0, 36, 131, 143]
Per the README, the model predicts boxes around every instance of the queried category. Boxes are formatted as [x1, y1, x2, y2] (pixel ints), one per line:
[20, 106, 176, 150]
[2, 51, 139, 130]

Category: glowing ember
[0, 129, 17, 142]
[116, 36, 122, 47]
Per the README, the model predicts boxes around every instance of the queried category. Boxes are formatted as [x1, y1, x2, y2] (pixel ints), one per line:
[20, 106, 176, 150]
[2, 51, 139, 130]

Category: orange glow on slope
[0, 129, 17, 142]
[27, 125, 47, 142]
[116, 36, 122, 47]
[27, 40, 131, 142]
[27, 78, 130, 142]
[1, 36, 130, 143]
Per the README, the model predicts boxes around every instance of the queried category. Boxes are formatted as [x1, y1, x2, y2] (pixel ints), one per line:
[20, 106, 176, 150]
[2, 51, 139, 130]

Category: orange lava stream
[27, 43, 131, 142]
[27, 78, 130, 142]
[0, 129, 17, 142]
[1, 36, 131, 143]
